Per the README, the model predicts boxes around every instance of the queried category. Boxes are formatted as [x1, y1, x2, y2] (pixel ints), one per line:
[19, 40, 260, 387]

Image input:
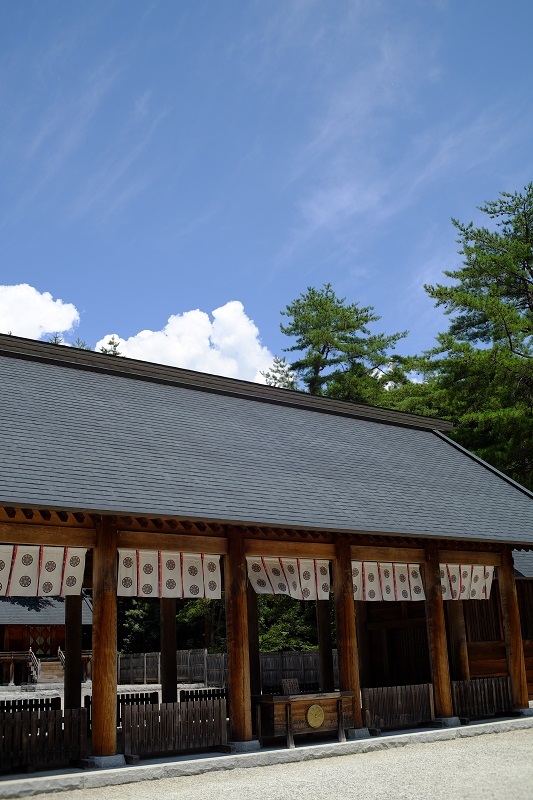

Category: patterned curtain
[117, 550, 221, 599]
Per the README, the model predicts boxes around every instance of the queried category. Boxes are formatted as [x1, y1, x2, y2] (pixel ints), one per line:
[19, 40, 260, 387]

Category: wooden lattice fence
[123, 697, 227, 757]
[0, 708, 88, 772]
[84, 691, 159, 731]
[452, 677, 513, 718]
[0, 697, 61, 714]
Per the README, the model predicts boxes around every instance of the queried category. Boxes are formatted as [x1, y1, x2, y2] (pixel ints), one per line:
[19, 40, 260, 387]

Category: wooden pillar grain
[332, 536, 363, 727]
[160, 598, 178, 704]
[91, 518, 118, 756]
[445, 600, 470, 681]
[424, 542, 454, 718]
[64, 594, 83, 709]
[225, 529, 253, 741]
[247, 582, 261, 698]
[355, 601, 370, 688]
[316, 600, 335, 692]
[499, 548, 529, 709]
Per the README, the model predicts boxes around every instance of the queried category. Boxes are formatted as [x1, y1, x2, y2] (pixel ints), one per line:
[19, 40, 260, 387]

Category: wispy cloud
[69, 106, 169, 219]
[1, 55, 120, 230]
[278, 32, 533, 271]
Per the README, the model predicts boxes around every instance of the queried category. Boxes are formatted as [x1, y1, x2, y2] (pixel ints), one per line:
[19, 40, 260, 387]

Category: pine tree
[280, 283, 407, 401]
[391, 183, 533, 488]
[100, 335, 122, 356]
[261, 356, 298, 390]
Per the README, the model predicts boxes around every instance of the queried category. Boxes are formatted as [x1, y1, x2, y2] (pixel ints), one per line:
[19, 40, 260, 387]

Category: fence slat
[122, 697, 227, 758]
[362, 684, 434, 730]
[0, 709, 88, 774]
[452, 677, 513, 718]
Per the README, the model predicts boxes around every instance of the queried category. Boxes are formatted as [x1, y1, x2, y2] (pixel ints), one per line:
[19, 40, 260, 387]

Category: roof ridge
[0, 333, 453, 432]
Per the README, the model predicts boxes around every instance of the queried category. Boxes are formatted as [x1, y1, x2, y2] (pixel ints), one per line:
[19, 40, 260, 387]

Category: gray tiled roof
[513, 551, 533, 578]
[0, 593, 92, 625]
[1, 338, 533, 546]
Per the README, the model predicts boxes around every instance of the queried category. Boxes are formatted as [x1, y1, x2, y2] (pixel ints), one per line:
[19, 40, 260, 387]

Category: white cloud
[95, 300, 274, 383]
[0, 284, 79, 338]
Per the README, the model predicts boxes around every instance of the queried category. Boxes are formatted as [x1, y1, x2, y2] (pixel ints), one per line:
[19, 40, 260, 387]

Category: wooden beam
[117, 530, 227, 554]
[225, 529, 253, 742]
[0, 524, 95, 547]
[91, 518, 118, 757]
[64, 595, 83, 709]
[351, 545, 425, 564]
[333, 536, 363, 728]
[316, 600, 335, 692]
[424, 542, 454, 718]
[439, 550, 501, 566]
[160, 598, 178, 704]
[245, 539, 335, 559]
[499, 548, 529, 709]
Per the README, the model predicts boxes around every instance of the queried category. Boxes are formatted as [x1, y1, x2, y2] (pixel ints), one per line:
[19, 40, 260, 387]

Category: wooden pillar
[247, 582, 261, 698]
[424, 542, 454, 718]
[91, 518, 118, 756]
[332, 536, 363, 728]
[499, 548, 529, 709]
[316, 600, 335, 692]
[225, 529, 253, 741]
[445, 601, 470, 681]
[64, 595, 83, 709]
[160, 598, 178, 704]
[355, 601, 370, 688]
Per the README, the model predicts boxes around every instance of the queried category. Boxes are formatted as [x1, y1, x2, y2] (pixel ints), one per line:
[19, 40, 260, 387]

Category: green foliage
[118, 597, 227, 654]
[118, 595, 329, 656]
[280, 283, 407, 400]
[257, 595, 323, 651]
[389, 184, 533, 488]
[72, 337, 91, 350]
[119, 598, 160, 653]
[46, 332, 64, 344]
[175, 598, 226, 652]
[261, 356, 298, 389]
[100, 335, 122, 356]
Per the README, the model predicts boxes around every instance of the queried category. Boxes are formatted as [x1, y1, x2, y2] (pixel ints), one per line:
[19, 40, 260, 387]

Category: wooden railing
[28, 648, 41, 682]
[82, 650, 92, 682]
[452, 677, 513, 719]
[0, 651, 39, 685]
[123, 697, 227, 758]
[362, 683, 435, 731]
[0, 708, 88, 772]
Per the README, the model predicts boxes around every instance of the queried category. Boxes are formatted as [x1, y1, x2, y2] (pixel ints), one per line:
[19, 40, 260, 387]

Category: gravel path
[26, 729, 533, 800]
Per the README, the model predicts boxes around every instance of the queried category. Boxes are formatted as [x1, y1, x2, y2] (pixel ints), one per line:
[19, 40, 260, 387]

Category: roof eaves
[433, 430, 533, 502]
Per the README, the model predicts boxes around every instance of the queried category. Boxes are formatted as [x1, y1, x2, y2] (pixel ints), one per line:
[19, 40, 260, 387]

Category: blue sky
[1, 1, 532, 380]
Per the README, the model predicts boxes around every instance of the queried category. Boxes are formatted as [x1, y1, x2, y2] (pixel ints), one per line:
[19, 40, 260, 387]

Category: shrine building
[0, 333, 532, 768]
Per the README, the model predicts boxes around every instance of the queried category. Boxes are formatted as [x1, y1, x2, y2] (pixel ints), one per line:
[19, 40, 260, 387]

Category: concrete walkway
[1, 717, 533, 799]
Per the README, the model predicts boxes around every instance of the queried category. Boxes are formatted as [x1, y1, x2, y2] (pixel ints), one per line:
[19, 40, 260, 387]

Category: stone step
[37, 660, 64, 684]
